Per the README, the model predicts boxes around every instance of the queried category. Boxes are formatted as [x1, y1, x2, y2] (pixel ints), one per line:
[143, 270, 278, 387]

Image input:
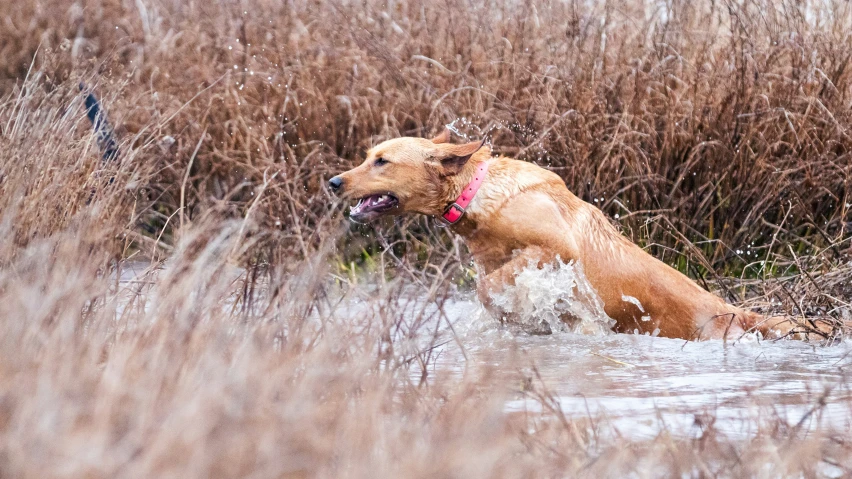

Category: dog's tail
[80, 83, 119, 162]
[78, 84, 162, 235]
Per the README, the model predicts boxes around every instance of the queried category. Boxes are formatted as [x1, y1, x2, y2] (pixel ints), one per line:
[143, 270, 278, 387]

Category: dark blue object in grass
[80, 83, 119, 161]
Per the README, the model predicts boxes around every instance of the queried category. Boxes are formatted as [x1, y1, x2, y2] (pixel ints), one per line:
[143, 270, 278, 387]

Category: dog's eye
[374, 157, 388, 166]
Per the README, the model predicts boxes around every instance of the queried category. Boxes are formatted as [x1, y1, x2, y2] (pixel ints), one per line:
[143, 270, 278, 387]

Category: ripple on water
[436, 297, 852, 439]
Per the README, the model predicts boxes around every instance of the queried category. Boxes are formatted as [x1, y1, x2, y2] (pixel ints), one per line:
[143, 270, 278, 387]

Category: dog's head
[329, 129, 488, 222]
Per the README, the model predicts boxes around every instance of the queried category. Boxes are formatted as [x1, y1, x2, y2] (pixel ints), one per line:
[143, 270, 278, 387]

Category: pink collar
[440, 161, 489, 226]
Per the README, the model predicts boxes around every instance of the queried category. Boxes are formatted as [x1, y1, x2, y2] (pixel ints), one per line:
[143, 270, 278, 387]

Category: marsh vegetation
[1, 0, 852, 476]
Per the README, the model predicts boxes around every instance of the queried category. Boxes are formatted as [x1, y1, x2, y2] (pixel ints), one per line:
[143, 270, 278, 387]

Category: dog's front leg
[476, 246, 555, 335]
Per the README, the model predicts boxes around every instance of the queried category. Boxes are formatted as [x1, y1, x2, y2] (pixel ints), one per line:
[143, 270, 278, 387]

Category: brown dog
[329, 129, 821, 340]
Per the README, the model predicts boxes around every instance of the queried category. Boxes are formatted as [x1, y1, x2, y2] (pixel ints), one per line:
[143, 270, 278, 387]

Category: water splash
[487, 256, 615, 335]
[445, 117, 483, 142]
[621, 294, 652, 323]
[444, 118, 553, 164]
[444, 117, 504, 150]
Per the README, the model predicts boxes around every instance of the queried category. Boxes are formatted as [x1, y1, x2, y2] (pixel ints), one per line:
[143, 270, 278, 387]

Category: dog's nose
[328, 176, 344, 192]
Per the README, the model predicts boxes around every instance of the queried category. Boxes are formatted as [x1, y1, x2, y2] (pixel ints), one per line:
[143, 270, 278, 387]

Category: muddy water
[116, 261, 852, 439]
[424, 258, 852, 439]
[431, 292, 852, 440]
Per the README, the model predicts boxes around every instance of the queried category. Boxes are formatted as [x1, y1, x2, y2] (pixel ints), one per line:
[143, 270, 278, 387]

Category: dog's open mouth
[349, 193, 399, 222]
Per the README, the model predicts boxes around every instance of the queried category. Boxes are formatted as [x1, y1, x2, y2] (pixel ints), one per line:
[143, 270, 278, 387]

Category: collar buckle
[436, 203, 465, 227]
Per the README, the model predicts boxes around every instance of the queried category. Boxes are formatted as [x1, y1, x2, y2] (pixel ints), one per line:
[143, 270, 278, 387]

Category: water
[487, 257, 616, 335]
[439, 302, 852, 439]
[115, 260, 852, 440]
[424, 258, 852, 440]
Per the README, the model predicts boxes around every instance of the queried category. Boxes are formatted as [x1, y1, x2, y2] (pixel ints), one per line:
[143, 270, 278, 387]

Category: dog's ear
[433, 138, 487, 175]
[430, 127, 451, 144]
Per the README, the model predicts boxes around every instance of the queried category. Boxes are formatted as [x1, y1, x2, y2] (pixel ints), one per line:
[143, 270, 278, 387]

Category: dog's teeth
[379, 195, 387, 202]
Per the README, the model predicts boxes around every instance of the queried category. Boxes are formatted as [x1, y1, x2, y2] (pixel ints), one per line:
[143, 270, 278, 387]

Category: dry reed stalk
[0, 0, 851, 476]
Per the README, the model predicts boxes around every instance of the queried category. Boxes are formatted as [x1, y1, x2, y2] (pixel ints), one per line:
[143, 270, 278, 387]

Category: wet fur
[334, 131, 821, 340]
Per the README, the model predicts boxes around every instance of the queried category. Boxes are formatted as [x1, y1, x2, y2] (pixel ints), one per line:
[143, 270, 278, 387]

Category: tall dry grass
[3, 0, 851, 298]
[1, 0, 852, 476]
